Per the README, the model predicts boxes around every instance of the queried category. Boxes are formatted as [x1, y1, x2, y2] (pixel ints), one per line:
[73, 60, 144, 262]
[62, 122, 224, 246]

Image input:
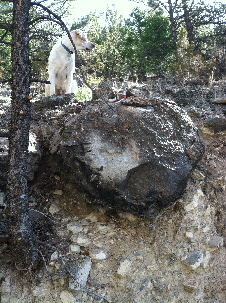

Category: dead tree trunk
[181, 0, 195, 45]
[167, 0, 178, 60]
[6, 0, 36, 266]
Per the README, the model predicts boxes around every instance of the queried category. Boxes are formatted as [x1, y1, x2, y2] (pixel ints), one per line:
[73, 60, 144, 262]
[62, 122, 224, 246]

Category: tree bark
[6, 0, 36, 266]
[167, 0, 178, 60]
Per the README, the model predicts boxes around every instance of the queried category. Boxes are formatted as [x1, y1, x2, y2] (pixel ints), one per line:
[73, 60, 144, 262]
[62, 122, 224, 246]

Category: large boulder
[0, 94, 204, 213]
[55, 96, 204, 213]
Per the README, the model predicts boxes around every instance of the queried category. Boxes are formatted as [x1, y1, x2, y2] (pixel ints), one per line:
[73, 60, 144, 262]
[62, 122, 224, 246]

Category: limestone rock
[69, 244, 81, 254]
[67, 222, 83, 234]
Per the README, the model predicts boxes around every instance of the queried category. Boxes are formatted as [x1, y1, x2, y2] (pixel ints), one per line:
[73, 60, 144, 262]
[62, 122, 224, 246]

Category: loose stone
[208, 235, 224, 247]
[117, 259, 132, 276]
[72, 234, 91, 246]
[69, 244, 81, 254]
[182, 279, 199, 293]
[67, 222, 83, 233]
[49, 203, 60, 214]
[89, 248, 108, 260]
[68, 257, 92, 290]
[60, 290, 74, 303]
[182, 250, 203, 270]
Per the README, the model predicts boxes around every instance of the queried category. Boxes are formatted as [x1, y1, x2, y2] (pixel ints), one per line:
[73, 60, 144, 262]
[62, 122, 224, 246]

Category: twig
[31, 78, 50, 84]
[29, 209, 59, 225]
[34, 246, 51, 276]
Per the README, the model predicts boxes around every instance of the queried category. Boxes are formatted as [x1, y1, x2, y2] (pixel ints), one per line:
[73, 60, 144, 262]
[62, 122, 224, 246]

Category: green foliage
[1, 0, 226, 84]
[75, 85, 92, 101]
[0, 1, 12, 80]
[75, 10, 129, 79]
[171, 27, 216, 85]
[122, 8, 174, 76]
[73, 8, 174, 80]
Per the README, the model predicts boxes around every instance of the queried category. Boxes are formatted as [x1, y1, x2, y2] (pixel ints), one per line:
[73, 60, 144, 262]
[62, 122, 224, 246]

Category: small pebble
[60, 290, 74, 303]
[209, 235, 224, 247]
[67, 222, 83, 233]
[89, 248, 108, 260]
[182, 279, 199, 293]
[117, 259, 132, 276]
[49, 203, 60, 215]
[73, 234, 91, 246]
[69, 244, 81, 254]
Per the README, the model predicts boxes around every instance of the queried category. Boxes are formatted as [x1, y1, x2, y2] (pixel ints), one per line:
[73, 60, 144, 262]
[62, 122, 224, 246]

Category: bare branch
[30, 78, 50, 84]
[0, 40, 12, 46]
[30, 1, 77, 53]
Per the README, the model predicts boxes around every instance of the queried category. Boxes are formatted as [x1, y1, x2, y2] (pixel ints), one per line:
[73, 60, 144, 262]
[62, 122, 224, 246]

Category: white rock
[185, 189, 205, 211]
[67, 222, 83, 233]
[69, 257, 92, 290]
[89, 248, 108, 260]
[53, 189, 63, 195]
[69, 244, 81, 254]
[185, 232, 194, 238]
[76, 234, 91, 246]
[117, 259, 132, 276]
[49, 203, 60, 214]
[50, 251, 59, 261]
[60, 290, 74, 303]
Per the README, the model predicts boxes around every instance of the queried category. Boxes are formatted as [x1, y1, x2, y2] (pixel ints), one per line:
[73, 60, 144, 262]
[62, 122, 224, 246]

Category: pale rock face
[84, 134, 139, 185]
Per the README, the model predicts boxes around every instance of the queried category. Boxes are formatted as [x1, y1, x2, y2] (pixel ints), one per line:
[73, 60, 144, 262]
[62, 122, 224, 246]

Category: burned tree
[2, 0, 86, 267]
[6, 0, 36, 266]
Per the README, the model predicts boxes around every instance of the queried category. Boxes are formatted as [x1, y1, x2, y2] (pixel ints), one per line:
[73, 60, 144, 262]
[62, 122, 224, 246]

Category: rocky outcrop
[0, 93, 204, 212]
[29, 95, 204, 213]
[1, 83, 225, 303]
